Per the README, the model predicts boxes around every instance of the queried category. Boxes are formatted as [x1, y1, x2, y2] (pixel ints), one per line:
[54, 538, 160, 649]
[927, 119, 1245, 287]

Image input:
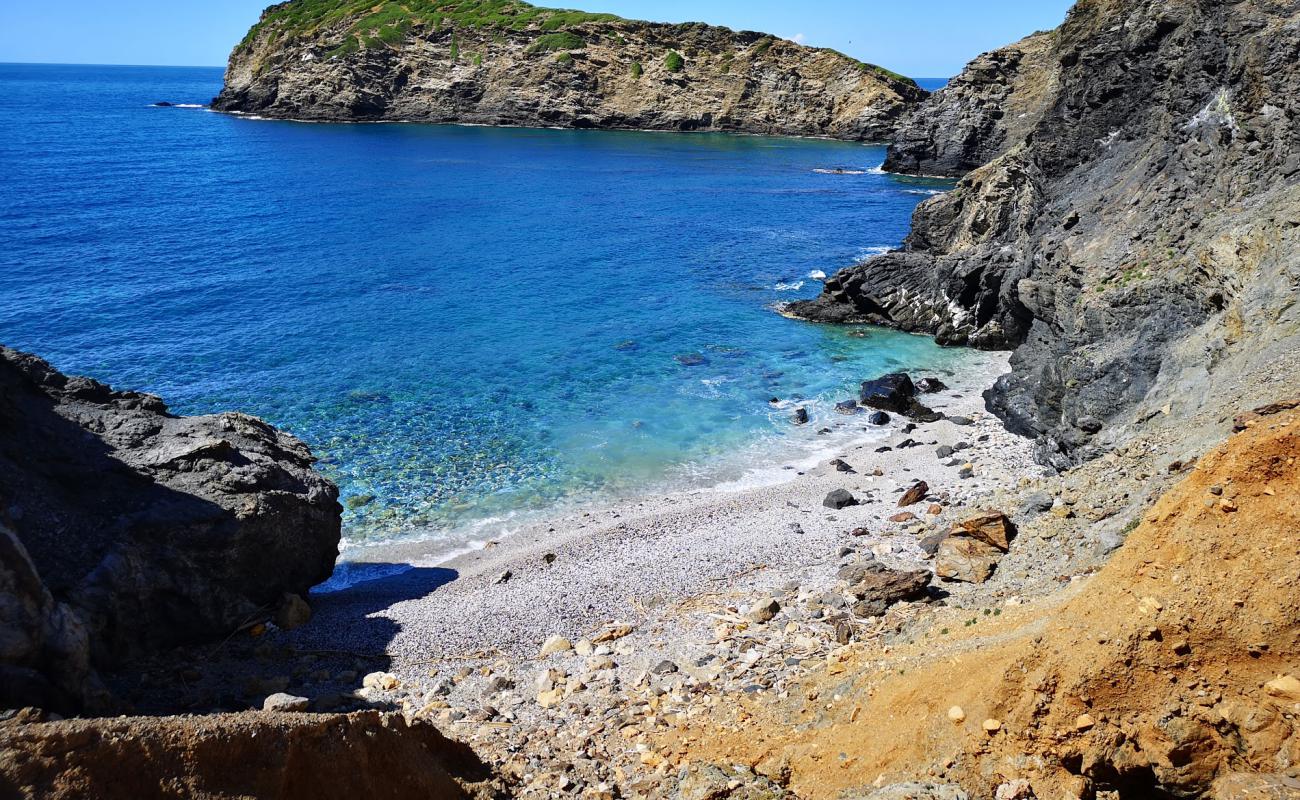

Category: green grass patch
[528, 30, 585, 53]
[239, 0, 622, 54]
[664, 50, 684, 72]
[555, 51, 572, 63]
[629, 60, 642, 79]
[751, 37, 775, 56]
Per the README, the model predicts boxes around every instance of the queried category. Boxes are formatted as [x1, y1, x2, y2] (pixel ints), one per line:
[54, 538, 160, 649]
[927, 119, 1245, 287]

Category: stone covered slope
[213, 0, 924, 139]
[789, 0, 1300, 469]
[0, 346, 341, 711]
[676, 405, 1300, 799]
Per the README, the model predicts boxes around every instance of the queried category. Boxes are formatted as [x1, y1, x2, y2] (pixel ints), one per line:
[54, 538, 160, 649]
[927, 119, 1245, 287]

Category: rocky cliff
[790, 0, 1300, 469]
[0, 347, 342, 711]
[213, 0, 924, 139]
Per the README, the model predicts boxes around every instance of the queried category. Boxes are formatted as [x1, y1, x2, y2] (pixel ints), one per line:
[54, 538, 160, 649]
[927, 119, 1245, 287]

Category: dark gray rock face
[884, 30, 1057, 177]
[214, 12, 926, 141]
[0, 347, 342, 683]
[791, 0, 1300, 469]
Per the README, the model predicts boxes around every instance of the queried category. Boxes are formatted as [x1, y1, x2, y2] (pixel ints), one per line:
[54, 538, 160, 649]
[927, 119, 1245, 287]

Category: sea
[0, 63, 962, 558]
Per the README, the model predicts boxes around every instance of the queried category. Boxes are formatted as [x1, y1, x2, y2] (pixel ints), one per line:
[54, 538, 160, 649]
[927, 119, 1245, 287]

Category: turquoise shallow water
[0, 64, 965, 550]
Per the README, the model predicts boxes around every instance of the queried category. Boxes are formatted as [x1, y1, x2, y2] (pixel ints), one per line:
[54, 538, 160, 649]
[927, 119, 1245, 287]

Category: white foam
[807, 270, 827, 280]
[904, 188, 946, 196]
[774, 281, 805, 291]
[174, 104, 205, 109]
[813, 168, 870, 175]
[858, 245, 893, 259]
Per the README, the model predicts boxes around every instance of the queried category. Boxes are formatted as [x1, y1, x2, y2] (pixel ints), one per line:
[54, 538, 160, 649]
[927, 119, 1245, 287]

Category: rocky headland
[789, 0, 1300, 472]
[212, 0, 925, 139]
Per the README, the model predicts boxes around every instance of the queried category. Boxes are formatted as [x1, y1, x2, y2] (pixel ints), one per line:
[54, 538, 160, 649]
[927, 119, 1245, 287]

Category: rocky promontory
[213, 0, 925, 139]
[790, 0, 1300, 469]
[0, 346, 342, 712]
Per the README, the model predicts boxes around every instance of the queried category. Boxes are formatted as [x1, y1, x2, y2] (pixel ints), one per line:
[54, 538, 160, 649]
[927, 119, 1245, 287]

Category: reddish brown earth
[666, 408, 1300, 798]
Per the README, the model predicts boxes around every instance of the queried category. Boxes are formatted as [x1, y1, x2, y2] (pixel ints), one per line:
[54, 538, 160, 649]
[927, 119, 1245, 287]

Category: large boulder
[934, 512, 1017, 584]
[0, 347, 341, 680]
[859, 373, 942, 422]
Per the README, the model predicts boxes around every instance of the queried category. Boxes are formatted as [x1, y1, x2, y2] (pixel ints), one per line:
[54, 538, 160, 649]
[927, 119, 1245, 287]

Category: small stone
[830, 458, 855, 473]
[651, 660, 679, 675]
[592, 624, 633, 643]
[823, 489, 858, 510]
[898, 480, 929, 507]
[927, 503, 943, 516]
[792, 408, 810, 425]
[362, 672, 399, 692]
[935, 445, 954, 459]
[574, 639, 594, 656]
[540, 636, 573, 657]
[274, 593, 312, 631]
[947, 706, 966, 723]
[537, 688, 564, 708]
[495, 570, 513, 584]
[948, 416, 974, 426]
[1219, 498, 1238, 512]
[982, 718, 1002, 733]
[749, 598, 782, 624]
[889, 512, 917, 523]
[1075, 713, 1096, 731]
[263, 692, 309, 712]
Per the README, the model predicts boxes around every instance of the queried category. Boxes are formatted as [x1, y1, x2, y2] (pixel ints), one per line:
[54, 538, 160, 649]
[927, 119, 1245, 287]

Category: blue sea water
[0, 63, 963, 553]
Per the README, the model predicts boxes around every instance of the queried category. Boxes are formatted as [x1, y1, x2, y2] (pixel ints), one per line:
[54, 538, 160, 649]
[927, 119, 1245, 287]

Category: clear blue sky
[0, 1, 1073, 78]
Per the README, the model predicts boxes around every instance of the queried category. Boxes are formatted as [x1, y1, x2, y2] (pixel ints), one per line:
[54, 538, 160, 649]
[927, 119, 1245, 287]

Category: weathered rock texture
[790, 0, 1300, 469]
[213, 1, 924, 139]
[883, 30, 1058, 178]
[0, 709, 505, 799]
[0, 346, 341, 707]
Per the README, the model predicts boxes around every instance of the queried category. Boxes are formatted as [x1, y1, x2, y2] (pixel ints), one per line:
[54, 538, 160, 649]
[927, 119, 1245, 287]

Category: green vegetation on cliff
[242, 0, 621, 51]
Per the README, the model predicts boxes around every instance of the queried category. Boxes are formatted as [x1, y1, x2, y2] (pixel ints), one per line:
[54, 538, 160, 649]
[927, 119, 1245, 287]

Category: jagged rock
[262, 692, 309, 712]
[0, 710, 502, 799]
[915, 377, 948, 393]
[0, 524, 108, 714]
[215, 8, 925, 142]
[843, 562, 930, 617]
[792, 408, 809, 425]
[0, 347, 341, 699]
[830, 459, 855, 473]
[789, 2, 1300, 470]
[898, 481, 930, 507]
[935, 512, 1016, 583]
[823, 489, 858, 510]
[859, 373, 915, 412]
[867, 411, 891, 426]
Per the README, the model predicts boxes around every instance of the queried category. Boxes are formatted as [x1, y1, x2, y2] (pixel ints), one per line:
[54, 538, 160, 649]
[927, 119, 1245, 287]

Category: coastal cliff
[212, 1, 924, 139]
[789, 0, 1300, 469]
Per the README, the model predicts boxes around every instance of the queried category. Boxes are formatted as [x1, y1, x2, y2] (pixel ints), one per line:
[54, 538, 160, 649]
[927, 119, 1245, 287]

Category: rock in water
[915, 377, 948, 394]
[823, 489, 858, 510]
[898, 481, 930, 507]
[859, 373, 916, 412]
[868, 411, 891, 426]
[0, 347, 341, 700]
[792, 407, 810, 425]
[213, 7, 925, 141]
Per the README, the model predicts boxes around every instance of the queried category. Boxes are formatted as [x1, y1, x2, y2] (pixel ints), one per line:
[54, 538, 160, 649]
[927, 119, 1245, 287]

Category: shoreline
[280, 348, 1038, 672]
[327, 345, 1006, 579]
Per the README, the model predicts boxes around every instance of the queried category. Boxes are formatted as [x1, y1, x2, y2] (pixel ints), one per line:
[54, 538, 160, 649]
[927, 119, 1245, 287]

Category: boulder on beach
[934, 511, 1017, 583]
[0, 346, 342, 709]
[823, 489, 858, 509]
[916, 377, 948, 394]
[860, 372, 943, 422]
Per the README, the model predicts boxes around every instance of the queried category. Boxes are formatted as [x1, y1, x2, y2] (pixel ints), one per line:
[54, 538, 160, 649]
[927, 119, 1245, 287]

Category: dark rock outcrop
[860, 373, 942, 422]
[884, 30, 1058, 177]
[213, 3, 925, 140]
[0, 709, 505, 799]
[0, 347, 341, 705]
[791, 0, 1300, 469]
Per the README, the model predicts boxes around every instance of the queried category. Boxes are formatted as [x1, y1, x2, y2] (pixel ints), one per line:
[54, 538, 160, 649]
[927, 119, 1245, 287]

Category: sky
[0, 1, 1074, 78]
